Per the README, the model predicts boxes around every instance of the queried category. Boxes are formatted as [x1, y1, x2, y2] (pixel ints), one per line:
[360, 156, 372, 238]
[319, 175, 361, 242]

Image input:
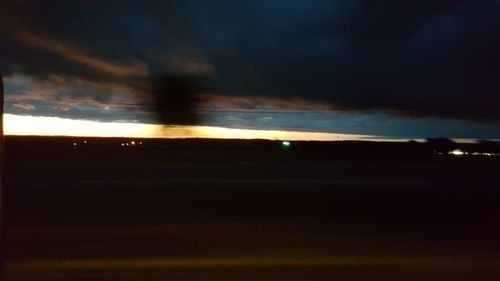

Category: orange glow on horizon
[193, 125, 372, 141]
[4, 114, 405, 141]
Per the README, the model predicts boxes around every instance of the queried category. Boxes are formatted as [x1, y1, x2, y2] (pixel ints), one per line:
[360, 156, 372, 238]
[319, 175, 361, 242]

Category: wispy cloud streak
[17, 31, 149, 77]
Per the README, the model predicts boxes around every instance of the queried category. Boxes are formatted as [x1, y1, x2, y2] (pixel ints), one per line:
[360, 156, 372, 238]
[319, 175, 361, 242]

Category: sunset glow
[193, 125, 374, 141]
[4, 114, 160, 138]
[4, 114, 380, 141]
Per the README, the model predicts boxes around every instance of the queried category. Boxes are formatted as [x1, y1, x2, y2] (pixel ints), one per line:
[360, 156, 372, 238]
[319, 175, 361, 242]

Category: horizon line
[3, 114, 487, 143]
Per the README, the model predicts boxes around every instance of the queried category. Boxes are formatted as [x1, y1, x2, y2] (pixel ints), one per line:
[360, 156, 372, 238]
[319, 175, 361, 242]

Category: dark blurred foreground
[3, 137, 500, 281]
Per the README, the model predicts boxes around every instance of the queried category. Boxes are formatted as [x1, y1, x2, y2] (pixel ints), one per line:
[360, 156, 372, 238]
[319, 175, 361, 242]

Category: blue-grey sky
[1, 0, 500, 139]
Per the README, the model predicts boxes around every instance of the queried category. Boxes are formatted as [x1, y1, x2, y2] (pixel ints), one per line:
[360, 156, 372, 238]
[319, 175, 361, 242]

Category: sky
[1, 0, 500, 140]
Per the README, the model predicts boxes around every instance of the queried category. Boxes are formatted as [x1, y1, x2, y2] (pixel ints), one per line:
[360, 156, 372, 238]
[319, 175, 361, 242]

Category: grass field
[4, 137, 500, 280]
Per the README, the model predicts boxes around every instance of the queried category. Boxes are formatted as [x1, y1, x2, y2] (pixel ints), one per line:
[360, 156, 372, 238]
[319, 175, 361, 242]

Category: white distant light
[121, 143, 125, 146]
[83, 140, 87, 144]
[448, 149, 465, 156]
[73, 142, 77, 146]
[471, 152, 498, 157]
[131, 141, 136, 145]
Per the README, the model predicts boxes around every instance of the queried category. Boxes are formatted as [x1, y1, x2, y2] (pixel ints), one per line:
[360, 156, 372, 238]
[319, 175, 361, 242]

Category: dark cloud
[1, 0, 500, 125]
[197, 0, 500, 121]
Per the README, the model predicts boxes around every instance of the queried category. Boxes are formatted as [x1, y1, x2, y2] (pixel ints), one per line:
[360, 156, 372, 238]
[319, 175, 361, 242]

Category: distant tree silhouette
[477, 140, 500, 153]
[425, 138, 456, 152]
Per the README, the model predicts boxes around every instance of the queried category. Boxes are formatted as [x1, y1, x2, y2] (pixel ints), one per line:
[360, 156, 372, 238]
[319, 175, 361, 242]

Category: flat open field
[3, 137, 500, 280]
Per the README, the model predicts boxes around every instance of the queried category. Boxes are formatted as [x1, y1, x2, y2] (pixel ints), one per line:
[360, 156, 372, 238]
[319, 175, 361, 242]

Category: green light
[281, 141, 292, 150]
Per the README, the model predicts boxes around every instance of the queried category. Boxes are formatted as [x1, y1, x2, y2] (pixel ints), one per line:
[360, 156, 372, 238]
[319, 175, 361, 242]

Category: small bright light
[281, 141, 292, 150]
[121, 143, 125, 146]
[126, 143, 129, 146]
[83, 140, 87, 144]
[131, 141, 136, 145]
[448, 149, 465, 156]
[471, 152, 498, 157]
[73, 142, 77, 146]
[139, 142, 143, 145]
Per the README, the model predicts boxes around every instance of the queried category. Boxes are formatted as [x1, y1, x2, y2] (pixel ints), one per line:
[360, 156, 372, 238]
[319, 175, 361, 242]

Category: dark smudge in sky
[148, 75, 204, 126]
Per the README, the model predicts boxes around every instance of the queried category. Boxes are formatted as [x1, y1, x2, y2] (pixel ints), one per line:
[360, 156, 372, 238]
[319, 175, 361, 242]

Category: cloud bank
[1, 0, 500, 133]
